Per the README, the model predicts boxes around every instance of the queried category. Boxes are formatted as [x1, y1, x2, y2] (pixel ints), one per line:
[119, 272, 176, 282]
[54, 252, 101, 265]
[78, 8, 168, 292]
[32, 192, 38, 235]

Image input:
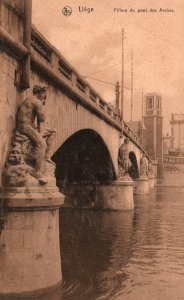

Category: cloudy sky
[32, 0, 184, 133]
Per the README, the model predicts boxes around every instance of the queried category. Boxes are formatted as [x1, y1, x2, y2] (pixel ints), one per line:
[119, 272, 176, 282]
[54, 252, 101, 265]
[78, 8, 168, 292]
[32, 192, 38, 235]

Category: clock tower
[143, 93, 163, 177]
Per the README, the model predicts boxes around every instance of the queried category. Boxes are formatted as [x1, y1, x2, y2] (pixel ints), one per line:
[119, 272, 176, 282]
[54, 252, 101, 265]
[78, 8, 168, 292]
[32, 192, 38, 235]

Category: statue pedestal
[0, 164, 64, 296]
[98, 179, 134, 210]
[149, 175, 155, 189]
[134, 177, 149, 195]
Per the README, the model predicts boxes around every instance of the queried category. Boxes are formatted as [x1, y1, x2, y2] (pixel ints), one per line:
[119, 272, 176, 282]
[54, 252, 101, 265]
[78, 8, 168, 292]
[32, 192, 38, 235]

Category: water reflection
[60, 209, 134, 300]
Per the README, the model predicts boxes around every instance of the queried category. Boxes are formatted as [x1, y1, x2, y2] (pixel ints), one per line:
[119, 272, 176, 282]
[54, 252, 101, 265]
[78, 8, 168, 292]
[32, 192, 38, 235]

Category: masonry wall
[0, 50, 22, 184]
[0, 0, 26, 184]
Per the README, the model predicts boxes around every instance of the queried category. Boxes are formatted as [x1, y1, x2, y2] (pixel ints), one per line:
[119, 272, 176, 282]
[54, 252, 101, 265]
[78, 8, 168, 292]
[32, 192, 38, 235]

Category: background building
[162, 114, 184, 186]
[163, 113, 184, 160]
[162, 133, 172, 156]
[170, 113, 184, 154]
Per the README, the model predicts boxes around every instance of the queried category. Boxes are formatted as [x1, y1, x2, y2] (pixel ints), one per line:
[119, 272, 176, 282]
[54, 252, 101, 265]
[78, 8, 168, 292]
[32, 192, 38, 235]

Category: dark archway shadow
[52, 129, 116, 193]
[128, 151, 139, 180]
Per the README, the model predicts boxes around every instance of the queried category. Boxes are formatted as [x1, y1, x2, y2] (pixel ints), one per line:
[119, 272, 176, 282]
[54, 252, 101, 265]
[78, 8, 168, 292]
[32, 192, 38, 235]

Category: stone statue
[140, 154, 148, 178]
[3, 84, 56, 186]
[148, 162, 154, 177]
[118, 138, 130, 179]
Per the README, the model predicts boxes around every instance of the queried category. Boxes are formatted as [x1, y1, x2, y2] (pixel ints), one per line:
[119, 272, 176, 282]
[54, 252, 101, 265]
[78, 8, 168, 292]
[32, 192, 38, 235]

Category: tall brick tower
[143, 93, 163, 178]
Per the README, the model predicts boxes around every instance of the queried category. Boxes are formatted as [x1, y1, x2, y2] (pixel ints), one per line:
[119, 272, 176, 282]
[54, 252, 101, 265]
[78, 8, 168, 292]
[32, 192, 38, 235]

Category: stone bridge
[0, 1, 157, 296]
[0, 1, 150, 190]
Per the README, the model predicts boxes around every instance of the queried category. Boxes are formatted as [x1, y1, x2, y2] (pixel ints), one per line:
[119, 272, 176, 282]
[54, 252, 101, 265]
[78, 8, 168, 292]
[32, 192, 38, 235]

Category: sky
[32, 0, 184, 133]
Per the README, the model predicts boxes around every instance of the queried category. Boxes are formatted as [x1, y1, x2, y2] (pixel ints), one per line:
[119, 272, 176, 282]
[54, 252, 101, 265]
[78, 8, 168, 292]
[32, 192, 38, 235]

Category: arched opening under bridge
[52, 129, 116, 194]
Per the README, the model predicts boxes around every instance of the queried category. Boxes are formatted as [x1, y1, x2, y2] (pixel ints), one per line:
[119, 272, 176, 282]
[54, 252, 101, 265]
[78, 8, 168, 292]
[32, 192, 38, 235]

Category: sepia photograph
[0, 0, 184, 299]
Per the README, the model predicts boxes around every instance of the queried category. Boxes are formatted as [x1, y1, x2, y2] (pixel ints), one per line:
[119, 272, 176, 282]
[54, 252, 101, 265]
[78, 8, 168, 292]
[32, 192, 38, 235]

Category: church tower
[143, 93, 163, 177]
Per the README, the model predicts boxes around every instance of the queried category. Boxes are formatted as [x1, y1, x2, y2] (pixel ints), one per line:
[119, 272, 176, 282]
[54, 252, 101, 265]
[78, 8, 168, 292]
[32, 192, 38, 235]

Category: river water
[3, 187, 184, 300]
[58, 187, 184, 300]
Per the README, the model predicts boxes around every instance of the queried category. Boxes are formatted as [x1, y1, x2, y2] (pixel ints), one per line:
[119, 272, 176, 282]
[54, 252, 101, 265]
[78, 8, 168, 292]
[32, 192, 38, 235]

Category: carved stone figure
[3, 84, 56, 186]
[118, 138, 130, 179]
[148, 162, 154, 176]
[140, 154, 148, 178]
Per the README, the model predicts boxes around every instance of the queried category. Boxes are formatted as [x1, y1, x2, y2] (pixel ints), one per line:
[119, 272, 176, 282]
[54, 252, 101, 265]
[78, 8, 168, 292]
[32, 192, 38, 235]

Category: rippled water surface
[58, 188, 184, 300]
[5, 187, 184, 300]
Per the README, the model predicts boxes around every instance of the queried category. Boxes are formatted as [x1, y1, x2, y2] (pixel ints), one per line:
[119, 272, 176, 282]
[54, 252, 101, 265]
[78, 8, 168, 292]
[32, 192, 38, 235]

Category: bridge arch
[128, 151, 139, 180]
[52, 129, 116, 191]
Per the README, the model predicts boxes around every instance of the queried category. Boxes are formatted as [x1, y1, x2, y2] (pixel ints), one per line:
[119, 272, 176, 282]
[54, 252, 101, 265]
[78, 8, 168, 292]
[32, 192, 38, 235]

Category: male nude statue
[17, 85, 56, 183]
[118, 138, 130, 175]
[140, 154, 148, 178]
